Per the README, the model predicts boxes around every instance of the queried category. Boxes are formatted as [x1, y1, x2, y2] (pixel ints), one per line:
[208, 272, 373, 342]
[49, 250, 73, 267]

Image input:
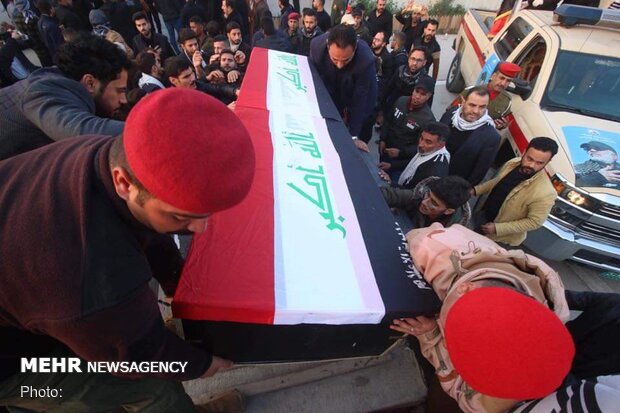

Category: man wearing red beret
[0, 89, 255, 411]
[449, 61, 521, 130]
[485, 61, 521, 129]
[281, 11, 301, 51]
[391, 223, 573, 413]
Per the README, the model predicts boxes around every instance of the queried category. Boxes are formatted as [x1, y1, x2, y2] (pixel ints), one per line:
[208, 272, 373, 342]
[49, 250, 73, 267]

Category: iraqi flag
[172, 48, 440, 325]
[488, 0, 523, 38]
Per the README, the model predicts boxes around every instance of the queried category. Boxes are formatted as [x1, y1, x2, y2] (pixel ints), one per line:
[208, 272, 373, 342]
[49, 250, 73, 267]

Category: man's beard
[93, 87, 116, 119]
[519, 166, 536, 176]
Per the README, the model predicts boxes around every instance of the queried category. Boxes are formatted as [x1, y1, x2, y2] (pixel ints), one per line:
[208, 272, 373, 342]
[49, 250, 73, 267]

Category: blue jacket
[0, 68, 124, 160]
[309, 32, 377, 137]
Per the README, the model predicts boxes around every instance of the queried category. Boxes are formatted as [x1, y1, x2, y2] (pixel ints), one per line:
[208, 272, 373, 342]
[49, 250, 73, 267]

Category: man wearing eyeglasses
[309, 24, 377, 152]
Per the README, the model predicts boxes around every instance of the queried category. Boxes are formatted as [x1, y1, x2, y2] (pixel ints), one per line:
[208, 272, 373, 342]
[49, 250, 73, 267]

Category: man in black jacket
[366, 0, 392, 37]
[36, 0, 64, 64]
[311, 0, 331, 32]
[440, 86, 500, 186]
[165, 55, 238, 104]
[132, 11, 176, 62]
[155, 0, 182, 52]
[379, 75, 436, 180]
[55, 0, 86, 31]
[309, 24, 377, 151]
[255, 16, 292, 52]
[370, 30, 393, 93]
[226, 21, 251, 69]
[136, 49, 166, 92]
[0, 31, 39, 86]
[390, 31, 408, 69]
[298, 8, 322, 56]
[100, 0, 140, 45]
[381, 175, 471, 229]
[379, 46, 427, 114]
[392, 121, 451, 190]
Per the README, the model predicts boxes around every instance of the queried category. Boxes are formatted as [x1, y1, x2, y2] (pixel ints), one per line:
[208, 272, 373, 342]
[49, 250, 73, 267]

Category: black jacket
[380, 65, 426, 113]
[180, 1, 207, 28]
[0, 38, 39, 86]
[132, 33, 176, 62]
[37, 15, 64, 65]
[380, 94, 436, 170]
[309, 32, 377, 137]
[366, 9, 393, 37]
[374, 47, 394, 92]
[390, 48, 408, 71]
[196, 80, 238, 105]
[565, 290, 620, 380]
[154, 0, 182, 21]
[440, 107, 500, 186]
[297, 26, 322, 56]
[54, 5, 85, 31]
[100, 1, 140, 45]
[255, 34, 292, 53]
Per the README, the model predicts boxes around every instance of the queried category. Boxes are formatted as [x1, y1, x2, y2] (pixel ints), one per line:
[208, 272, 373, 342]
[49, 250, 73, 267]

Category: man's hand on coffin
[378, 161, 391, 170]
[353, 139, 369, 153]
[384, 147, 400, 158]
[390, 316, 437, 337]
[202, 356, 234, 378]
[378, 169, 391, 183]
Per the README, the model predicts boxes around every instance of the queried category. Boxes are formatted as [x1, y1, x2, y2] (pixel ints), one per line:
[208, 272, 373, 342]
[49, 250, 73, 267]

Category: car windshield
[542, 51, 620, 122]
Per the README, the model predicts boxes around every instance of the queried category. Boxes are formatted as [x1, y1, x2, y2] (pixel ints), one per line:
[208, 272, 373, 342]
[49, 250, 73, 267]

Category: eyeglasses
[410, 58, 426, 63]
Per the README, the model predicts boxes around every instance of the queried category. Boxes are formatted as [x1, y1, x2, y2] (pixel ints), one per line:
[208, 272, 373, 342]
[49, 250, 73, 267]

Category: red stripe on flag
[237, 47, 270, 109]
[173, 48, 276, 323]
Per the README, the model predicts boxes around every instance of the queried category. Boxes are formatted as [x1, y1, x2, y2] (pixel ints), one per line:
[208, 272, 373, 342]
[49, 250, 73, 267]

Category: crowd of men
[1, 0, 620, 412]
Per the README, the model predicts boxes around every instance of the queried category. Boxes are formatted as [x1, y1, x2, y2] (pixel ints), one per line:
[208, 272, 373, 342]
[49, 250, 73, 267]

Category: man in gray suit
[0, 33, 131, 161]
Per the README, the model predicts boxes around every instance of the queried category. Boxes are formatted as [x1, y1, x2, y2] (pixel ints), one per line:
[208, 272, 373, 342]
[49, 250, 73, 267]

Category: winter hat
[123, 88, 256, 214]
[445, 287, 575, 400]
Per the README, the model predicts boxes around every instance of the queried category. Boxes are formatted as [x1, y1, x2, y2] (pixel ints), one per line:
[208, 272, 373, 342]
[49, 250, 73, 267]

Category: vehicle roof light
[553, 5, 620, 29]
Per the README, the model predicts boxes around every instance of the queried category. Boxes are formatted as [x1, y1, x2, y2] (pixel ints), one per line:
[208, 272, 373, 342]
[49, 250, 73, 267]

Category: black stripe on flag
[307, 65, 441, 323]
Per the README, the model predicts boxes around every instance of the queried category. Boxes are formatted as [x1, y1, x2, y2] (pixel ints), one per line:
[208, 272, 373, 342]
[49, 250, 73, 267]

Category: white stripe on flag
[267, 50, 385, 325]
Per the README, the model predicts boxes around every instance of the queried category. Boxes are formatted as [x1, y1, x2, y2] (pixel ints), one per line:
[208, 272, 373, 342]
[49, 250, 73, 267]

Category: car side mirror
[506, 78, 533, 100]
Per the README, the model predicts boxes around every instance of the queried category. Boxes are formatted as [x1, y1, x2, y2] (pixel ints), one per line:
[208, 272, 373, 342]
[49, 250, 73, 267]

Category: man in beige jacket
[473, 137, 558, 246]
[392, 223, 573, 413]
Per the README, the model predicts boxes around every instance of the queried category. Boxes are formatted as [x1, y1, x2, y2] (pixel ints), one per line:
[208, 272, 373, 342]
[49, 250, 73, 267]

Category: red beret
[445, 287, 574, 400]
[498, 62, 521, 77]
[288, 12, 300, 20]
[123, 88, 255, 214]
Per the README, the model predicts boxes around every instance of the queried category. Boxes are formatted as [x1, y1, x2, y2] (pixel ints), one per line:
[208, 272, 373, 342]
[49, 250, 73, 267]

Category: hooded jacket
[406, 223, 569, 412]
